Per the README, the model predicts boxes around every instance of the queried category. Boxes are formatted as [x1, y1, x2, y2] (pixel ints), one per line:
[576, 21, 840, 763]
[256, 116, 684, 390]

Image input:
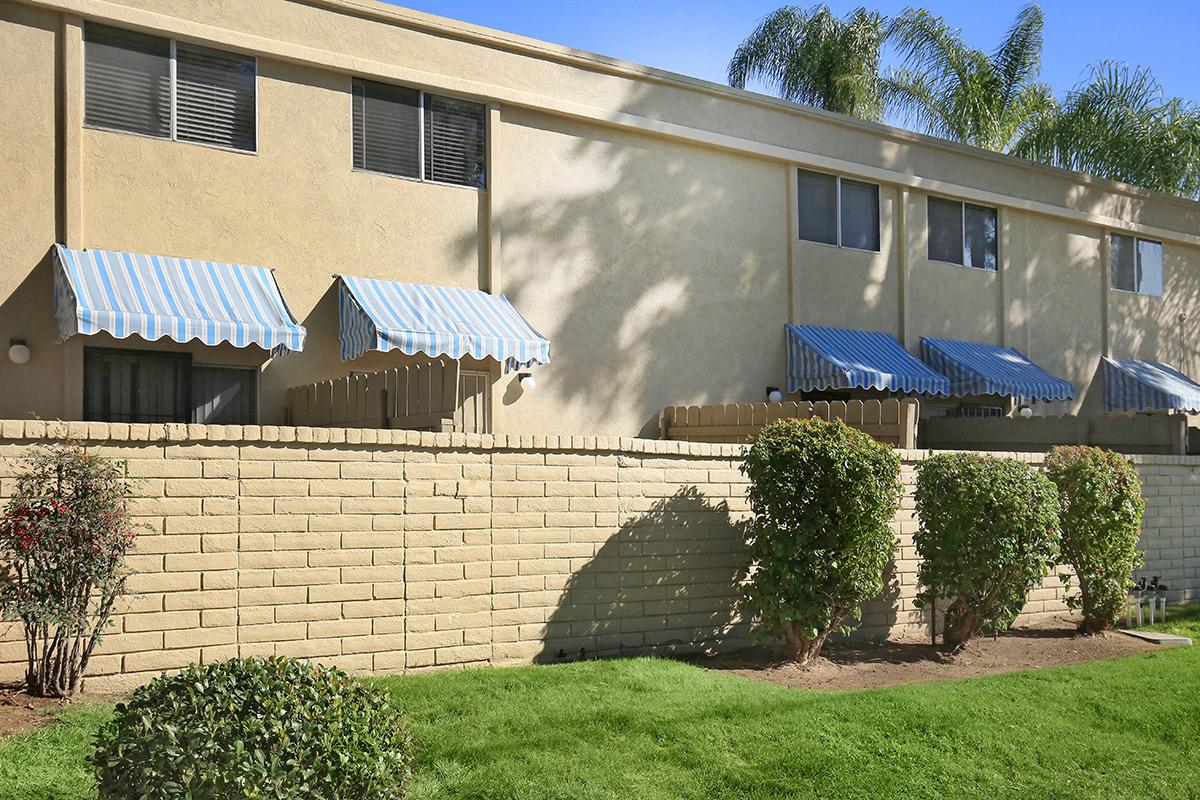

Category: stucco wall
[1, 422, 1196, 692]
[0, 3, 62, 420]
[3, 0, 1200, 436]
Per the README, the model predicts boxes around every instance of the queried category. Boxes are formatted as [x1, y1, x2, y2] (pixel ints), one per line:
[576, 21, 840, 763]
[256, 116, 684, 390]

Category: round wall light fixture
[518, 372, 536, 392]
[1017, 404, 1034, 418]
[766, 386, 783, 403]
[8, 339, 30, 365]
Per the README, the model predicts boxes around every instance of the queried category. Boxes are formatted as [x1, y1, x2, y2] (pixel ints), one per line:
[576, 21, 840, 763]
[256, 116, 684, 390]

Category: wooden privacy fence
[286, 359, 459, 431]
[920, 413, 1189, 455]
[660, 398, 918, 447]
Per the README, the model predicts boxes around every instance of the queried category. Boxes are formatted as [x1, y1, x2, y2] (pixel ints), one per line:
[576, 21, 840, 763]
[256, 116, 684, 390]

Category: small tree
[914, 453, 1060, 648]
[739, 418, 902, 665]
[1045, 445, 1145, 633]
[0, 444, 141, 697]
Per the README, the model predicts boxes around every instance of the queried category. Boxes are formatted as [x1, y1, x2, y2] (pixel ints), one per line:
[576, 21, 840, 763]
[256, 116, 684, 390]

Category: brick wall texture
[0, 420, 1197, 691]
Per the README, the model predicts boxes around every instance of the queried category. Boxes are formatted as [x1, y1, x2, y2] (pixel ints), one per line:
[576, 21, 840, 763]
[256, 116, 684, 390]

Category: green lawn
[1137, 597, 1200, 640]
[2, 618, 1198, 800]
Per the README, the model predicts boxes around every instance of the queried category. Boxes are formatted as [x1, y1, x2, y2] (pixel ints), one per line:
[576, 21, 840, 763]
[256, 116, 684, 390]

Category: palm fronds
[728, 5, 887, 121]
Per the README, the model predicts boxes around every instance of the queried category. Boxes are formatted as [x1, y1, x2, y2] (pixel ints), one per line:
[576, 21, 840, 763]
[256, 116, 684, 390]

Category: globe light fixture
[518, 373, 536, 392]
[8, 339, 30, 365]
[766, 387, 783, 403]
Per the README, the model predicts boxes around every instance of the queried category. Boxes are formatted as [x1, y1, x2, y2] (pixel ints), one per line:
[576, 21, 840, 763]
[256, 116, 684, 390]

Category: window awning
[785, 324, 950, 395]
[338, 275, 550, 370]
[53, 244, 306, 353]
[920, 337, 1076, 401]
[1103, 357, 1200, 413]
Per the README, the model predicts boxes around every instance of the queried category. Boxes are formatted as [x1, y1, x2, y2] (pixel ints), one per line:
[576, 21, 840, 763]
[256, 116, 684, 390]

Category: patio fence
[920, 413, 1189, 455]
[285, 359, 460, 431]
[660, 398, 918, 448]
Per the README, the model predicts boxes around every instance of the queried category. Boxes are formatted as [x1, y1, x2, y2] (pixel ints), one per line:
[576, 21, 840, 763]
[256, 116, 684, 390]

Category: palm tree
[883, 4, 1053, 151]
[1013, 62, 1200, 197]
[727, 5, 888, 122]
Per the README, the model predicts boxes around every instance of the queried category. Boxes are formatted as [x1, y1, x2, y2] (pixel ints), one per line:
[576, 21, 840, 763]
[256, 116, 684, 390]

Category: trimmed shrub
[0, 444, 141, 697]
[1045, 445, 1145, 633]
[914, 453, 1060, 647]
[93, 657, 416, 799]
[739, 418, 902, 665]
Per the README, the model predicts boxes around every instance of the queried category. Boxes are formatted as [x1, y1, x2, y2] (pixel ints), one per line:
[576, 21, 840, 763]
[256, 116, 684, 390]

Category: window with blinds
[424, 94, 486, 188]
[84, 23, 256, 152]
[351, 80, 487, 188]
[352, 78, 420, 178]
[796, 169, 879, 251]
[83, 23, 171, 137]
[176, 43, 256, 151]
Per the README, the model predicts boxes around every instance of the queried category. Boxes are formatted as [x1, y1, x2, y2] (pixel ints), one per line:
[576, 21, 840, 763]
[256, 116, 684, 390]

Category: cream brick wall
[0, 421, 1197, 691]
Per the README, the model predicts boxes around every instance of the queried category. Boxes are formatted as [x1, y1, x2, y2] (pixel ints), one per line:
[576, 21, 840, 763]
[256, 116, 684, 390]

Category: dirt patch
[0, 690, 71, 738]
[694, 615, 1160, 691]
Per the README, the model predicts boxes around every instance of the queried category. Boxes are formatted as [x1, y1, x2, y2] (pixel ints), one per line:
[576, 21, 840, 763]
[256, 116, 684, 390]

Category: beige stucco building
[2, 0, 1200, 437]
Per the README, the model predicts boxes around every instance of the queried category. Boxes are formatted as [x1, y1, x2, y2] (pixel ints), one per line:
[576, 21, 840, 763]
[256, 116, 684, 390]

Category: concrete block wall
[0, 420, 1196, 691]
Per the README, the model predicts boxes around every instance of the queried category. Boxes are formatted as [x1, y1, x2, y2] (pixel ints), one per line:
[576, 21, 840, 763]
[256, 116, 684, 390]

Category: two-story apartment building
[3, 0, 1200, 437]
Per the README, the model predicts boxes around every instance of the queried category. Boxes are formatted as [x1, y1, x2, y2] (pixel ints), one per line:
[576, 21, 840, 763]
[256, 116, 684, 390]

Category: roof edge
[311, 0, 1200, 213]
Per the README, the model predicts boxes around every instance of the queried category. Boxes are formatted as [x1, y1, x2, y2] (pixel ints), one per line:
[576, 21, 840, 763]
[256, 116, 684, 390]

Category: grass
[0, 703, 112, 800]
[1136, 597, 1200, 639]
[1, 612, 1198, 799]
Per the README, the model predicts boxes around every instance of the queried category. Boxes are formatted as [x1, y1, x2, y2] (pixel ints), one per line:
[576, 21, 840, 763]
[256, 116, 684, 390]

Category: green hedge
[914, 453, 1060, 647]
[1046, 445, 1145, 632]
[93, 657, 415, 799]
[740, 417, 902, 664]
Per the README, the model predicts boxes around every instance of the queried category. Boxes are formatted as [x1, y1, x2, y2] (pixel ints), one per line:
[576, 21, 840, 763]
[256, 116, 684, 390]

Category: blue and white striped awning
[338, 275, 551, 370]
[1103, 357, 1200, 413]
[53, 245, 306, 353]
[785, 324, 950, 395]
[920, 337, 1076, 401]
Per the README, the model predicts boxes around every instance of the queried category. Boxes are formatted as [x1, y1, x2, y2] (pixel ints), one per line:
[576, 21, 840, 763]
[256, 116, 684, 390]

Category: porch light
[8, 339, 30, 365]
[766, 387, 783, 403]
[518, 373, 536, 392]
[1017, 404, 1033, 418]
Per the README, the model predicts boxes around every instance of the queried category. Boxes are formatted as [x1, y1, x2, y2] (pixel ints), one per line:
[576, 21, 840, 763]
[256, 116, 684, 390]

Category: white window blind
[84, 23, 171, 138]
[424, 94, 487, 188]
[840, 179, 880, 252]
[352, 78, 420, 178]
[1110, 233, 1163, 295]
[175, 43, 256, 151]
[84, 23, 255, 152]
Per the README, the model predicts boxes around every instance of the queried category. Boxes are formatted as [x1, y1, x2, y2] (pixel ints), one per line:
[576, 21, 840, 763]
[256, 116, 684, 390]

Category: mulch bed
[693, 615, 1160, 691]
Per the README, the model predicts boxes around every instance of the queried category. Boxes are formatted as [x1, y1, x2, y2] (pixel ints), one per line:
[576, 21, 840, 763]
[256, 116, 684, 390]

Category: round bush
[1045, 445, 1145, 633]
[914, 453, 1060, 647]
[739, 417, 902, 664]
[93, 657, 415, 799]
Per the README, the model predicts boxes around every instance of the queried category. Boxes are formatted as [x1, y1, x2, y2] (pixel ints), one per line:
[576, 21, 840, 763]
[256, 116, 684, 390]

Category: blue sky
[386, 0, 1199, 115]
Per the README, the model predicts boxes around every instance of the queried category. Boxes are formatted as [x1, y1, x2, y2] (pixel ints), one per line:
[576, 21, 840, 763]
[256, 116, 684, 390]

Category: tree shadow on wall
[536, 486, 751, 664]
[457, 104, 792, 437]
